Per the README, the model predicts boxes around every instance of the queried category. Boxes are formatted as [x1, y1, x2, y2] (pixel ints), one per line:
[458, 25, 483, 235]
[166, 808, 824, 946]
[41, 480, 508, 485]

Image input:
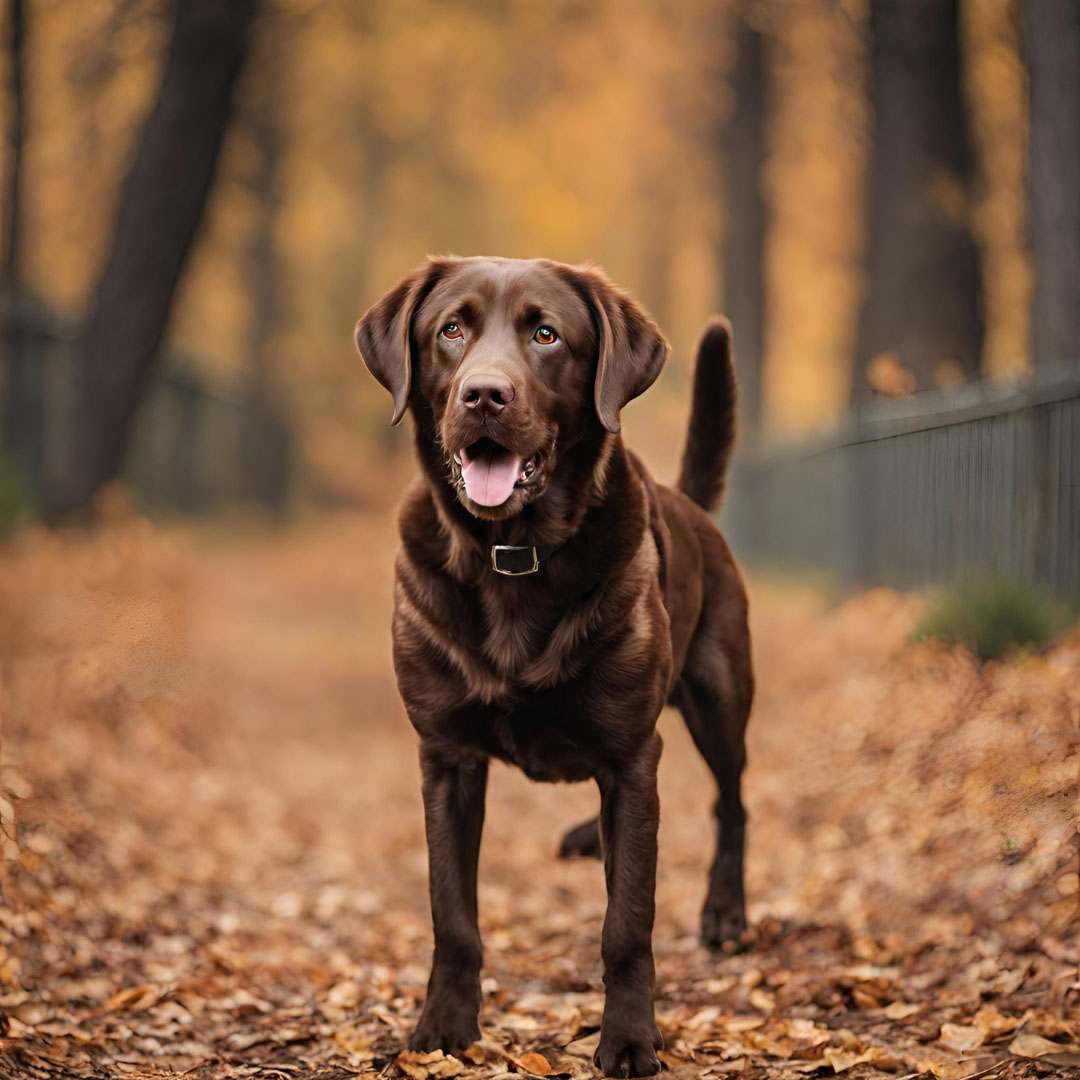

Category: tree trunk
[241, 19, 291, 515]
[0, 0, 36, 491]
[247, 31, 282, 393]
[1, 0, 23, 295]
[42, 0, 258, 521]
[853, 0, 983, 400]
[1026, 0, 1080, 370]
[721, 3, 767, 432]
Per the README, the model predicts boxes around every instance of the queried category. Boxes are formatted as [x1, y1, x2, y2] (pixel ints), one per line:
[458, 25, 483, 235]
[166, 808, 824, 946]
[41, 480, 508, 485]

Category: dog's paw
[408, 1009, 480, 1055]
[700, 904, 748, 952]
[558, 816, 602, 860]
[593, 1025, 663, 1078]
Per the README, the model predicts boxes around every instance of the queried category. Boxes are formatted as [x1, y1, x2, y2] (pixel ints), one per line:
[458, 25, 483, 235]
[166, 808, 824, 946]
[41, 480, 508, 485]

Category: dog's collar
[490, 542, 563, 576]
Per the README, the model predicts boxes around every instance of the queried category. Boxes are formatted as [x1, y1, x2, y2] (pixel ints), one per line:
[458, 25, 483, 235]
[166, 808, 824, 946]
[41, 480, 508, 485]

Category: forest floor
[0, 510, 1077, 1080]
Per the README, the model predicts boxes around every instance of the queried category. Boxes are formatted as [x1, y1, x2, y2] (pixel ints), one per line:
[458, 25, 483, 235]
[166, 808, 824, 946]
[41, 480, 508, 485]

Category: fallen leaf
[321, 978, 363, 1021]
[911, 1052, 972, 1079]
[823, 1047, 873, 1072]
[686, 1005, 723, 1030]
[973, 1007, 1018, 1041]
[563, 1032, 600, 1059]
[1009, 1033, 1080, 1058]
[851, 985, 883, 1010]
[747, 1030, 793, 1059]
[883, 1001, 921, 1019]
[3, 1016, 30, 1038]
[462, 1044, 487, 1065]
[515, 1051, 552, 1075]
[939, 1023, 983, 1053]
[103, 985, 160, 1013]
[781, 1018, 830, 1050]
[397, 1048, 466, 1079]
[869, 1048, 905, 1072]
[725, 1014, 766, 1033]
[702, 1059, 746, 1075]
[334, 1025, 374, 1063]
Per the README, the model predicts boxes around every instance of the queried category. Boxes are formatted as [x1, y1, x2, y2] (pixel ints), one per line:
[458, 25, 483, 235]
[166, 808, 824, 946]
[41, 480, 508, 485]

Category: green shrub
[914, 575, 1075, 661]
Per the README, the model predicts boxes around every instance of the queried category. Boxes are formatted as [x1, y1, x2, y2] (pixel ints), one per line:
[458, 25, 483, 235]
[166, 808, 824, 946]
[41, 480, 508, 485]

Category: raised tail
[677, 316, 737, 512]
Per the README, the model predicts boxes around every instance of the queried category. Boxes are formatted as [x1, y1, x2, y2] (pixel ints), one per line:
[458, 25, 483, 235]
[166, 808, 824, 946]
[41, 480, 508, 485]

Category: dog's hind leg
[558, 815, 602, 859]
[677, 534, 753, 949]
[676, 679, 748, 948]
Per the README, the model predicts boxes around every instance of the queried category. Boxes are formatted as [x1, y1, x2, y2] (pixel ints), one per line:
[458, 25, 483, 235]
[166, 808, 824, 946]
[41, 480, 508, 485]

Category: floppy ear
[355, 262, 446, 425]
[584, 272, 669, 433]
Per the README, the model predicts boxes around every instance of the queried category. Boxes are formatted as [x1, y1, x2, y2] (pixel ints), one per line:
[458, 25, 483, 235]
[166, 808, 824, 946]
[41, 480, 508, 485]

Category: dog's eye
[441, 323, 463, 340]
[534, 326, 558, 344]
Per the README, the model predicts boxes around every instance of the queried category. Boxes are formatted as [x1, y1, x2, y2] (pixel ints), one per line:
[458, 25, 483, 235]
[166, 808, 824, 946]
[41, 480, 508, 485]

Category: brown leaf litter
[0, 514, 1076, 1079]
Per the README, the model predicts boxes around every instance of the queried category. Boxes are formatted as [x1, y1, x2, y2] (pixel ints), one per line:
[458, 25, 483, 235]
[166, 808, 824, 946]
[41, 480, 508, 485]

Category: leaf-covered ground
[0, 513, 1076, 1080]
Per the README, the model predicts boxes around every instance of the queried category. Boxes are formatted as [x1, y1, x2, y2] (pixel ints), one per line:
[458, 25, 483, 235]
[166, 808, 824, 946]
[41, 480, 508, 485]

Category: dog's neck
[409, 399, 644, 584]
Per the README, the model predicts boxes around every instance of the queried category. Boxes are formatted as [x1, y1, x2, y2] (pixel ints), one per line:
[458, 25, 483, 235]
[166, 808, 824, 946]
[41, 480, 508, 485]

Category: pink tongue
[461, 445, 523, 506]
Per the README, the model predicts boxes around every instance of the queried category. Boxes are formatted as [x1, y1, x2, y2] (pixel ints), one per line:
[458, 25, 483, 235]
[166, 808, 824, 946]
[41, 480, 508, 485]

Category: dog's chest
[396, 584, 611, 778]
[447, 687, 602, 783]
[393, 535, 670, 778]
[477, 585, 597, 688]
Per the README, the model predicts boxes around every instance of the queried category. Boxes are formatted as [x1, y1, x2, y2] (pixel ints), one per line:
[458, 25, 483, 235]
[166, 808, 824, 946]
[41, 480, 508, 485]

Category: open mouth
[453, 437, 538, 507]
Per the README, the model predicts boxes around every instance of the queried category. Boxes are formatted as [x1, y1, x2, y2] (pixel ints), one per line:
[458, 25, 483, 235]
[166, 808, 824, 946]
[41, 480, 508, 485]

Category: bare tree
[853, 0, 983, 399]
[239, 13, 292, 513]
[1026, 0, 1080, 369]
[1, 0, 33, 489]
[721, 1, 767, 432]
[246, 30, 282, 392]
[1, 0, 23, 295]
[43, 0, 259, 521]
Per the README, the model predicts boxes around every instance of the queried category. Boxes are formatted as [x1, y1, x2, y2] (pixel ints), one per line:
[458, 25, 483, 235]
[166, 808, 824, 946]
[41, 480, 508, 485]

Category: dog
[356, 256, 753, 1078]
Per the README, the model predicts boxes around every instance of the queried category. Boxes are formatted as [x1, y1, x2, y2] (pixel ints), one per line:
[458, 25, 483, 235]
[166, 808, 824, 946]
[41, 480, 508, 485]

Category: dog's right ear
[355, 261, 447, 425]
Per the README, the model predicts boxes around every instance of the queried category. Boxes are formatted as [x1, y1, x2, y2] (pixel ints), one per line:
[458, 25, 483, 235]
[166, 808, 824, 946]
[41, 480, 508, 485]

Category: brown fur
[356, 256, 753, 1078]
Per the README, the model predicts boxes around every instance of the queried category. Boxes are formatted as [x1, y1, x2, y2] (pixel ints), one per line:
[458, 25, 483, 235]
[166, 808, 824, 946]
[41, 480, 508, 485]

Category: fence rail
[1, 301, 293, 515]
[719, 370, 1080, 593]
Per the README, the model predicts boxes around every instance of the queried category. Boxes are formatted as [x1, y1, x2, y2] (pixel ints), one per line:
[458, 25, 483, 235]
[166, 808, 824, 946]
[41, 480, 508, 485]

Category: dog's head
[355, 256, 667, 520]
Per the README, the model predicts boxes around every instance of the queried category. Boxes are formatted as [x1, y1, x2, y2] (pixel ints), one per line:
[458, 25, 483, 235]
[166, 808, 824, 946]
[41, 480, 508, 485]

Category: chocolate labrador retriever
[356, 256, 752, 1078]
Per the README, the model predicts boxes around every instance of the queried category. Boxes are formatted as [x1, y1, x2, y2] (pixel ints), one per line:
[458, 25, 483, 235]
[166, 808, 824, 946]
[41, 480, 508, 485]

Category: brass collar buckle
[491, 544, 542, 576]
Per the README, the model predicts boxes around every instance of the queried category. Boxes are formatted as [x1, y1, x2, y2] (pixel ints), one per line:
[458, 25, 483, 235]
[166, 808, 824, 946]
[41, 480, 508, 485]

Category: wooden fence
[718, 370, 1080, 594]
[1, 302, 293, 515]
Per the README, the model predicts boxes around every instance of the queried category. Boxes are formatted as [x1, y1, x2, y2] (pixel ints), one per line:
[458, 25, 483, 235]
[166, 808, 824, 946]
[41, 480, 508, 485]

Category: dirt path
[0, 514, 1076, 1080]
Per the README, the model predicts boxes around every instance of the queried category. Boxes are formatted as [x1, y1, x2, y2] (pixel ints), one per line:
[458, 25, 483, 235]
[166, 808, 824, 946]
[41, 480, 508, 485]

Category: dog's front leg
[594, 733, 664, 1078]
[410, 745, 488, 1054]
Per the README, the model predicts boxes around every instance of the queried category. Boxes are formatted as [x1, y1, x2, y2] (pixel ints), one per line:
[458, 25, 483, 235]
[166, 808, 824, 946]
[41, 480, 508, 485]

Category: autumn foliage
[0, 513, 1075, 1078]
[0, 3, 1076, 1078]
[1, 0, 1033, 477]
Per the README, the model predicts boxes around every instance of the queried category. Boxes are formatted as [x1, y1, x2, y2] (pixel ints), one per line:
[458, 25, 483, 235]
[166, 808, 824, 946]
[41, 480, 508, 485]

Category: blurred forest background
[0, 0, 1075, 529]
[1, 5, 1078, 1079]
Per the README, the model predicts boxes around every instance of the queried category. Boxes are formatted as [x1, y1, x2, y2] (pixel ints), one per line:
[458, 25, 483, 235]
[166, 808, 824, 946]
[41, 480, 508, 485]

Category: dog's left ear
[579, 270, 669, 433]
[355, 260, 449, 425]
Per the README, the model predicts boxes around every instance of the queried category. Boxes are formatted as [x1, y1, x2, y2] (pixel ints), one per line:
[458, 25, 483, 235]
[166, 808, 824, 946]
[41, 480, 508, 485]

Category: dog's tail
[677, 316, 737, 513]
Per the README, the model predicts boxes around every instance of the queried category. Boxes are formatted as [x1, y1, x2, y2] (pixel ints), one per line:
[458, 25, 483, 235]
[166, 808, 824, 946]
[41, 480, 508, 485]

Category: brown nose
[460, 377, 515, 414]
